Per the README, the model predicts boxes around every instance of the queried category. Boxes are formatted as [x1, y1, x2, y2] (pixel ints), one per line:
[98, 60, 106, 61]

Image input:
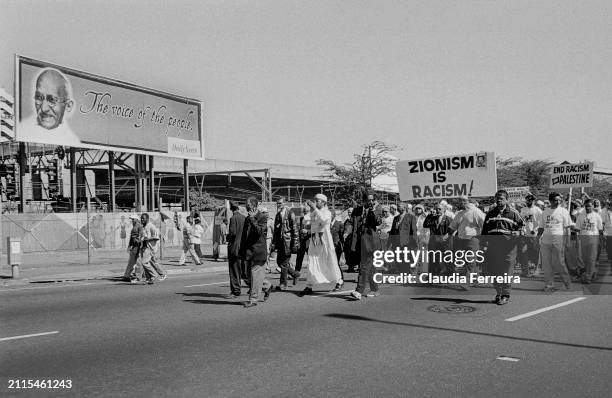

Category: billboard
[396, 152, 497, 200]
[549, 162, 593, 189]
[15, 55, 203, 159]
[0, 87, 14, 142]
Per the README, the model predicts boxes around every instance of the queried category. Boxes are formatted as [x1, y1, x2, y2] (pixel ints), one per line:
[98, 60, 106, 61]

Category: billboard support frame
[149, 155, 155, 211]
[17, 142, 26, 212]
[183, 159, 189, 211]
[108, 151, 116, 212]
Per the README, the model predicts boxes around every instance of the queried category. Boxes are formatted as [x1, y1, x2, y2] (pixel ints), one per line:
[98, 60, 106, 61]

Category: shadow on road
[411, 297, 494, 304]
[324, 313, 612, 352]
[177, 292, 246, 305]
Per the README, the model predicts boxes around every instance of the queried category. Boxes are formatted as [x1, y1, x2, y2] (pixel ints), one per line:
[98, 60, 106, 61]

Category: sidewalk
[0, 247, 228, 286]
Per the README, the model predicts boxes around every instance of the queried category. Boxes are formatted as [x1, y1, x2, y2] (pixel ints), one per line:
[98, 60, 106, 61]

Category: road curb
[0, 264, 229, 286]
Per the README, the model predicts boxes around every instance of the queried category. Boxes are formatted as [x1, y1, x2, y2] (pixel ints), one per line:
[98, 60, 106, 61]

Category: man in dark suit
[272, 197, 300, 290]
[295, 205, 311, 272]
[225, 201, 246, 299]
[239, 196, 273, 308]
[330, 209, 345, 281]
[350, 192, 382, 300]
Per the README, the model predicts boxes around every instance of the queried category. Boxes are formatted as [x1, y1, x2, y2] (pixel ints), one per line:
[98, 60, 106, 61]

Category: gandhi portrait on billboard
[20, 68, 81, 146]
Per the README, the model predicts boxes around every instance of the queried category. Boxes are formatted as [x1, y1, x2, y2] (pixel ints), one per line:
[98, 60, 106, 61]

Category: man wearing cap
[272, 197, 300, 290]
[445, 196, 485, 284]
[518, 193, 543, 277]
[122, 214, 143, 282]
[482, 190, 524, 305]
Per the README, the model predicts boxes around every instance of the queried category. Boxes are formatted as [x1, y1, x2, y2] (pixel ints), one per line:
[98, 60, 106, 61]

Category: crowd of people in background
[118, 189, 612, 307]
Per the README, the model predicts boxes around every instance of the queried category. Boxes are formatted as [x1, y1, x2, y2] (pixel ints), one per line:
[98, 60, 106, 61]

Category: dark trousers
[295, 239, 308, 272]
[277, 245, 299, 287]
[486, 237, 518, 296]
[335, 242, 344, 280]
[228, 255, 243, 296]
[356, 233, 379, 293]
[194, 244, 204, 258]
[428, 237, 449, 275]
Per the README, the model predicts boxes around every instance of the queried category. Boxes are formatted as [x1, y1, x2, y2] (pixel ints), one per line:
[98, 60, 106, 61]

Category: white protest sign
[549, 162, 593, 189]
[502, 186, 531, 202]
[396, 152, 497, 200]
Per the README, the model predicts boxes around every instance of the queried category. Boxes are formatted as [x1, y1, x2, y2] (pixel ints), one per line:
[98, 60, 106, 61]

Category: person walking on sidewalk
[272, 197, 300, 291]
[178, 215, 202, 266]
[122, 214, 143, 282]
[240, 197, 272, 307]
[140, 213, 166, 284]
[225, 201, 246, 299]
[191, 217, 205, 259]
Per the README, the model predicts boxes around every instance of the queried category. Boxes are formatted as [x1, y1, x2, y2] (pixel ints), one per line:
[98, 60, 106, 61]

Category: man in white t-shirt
[518, 193, 543, 276]
[445, 196, 485, 280]
[537, 192, 573, 292]
[602, 194, 612, 275]
[573, 199, 603, 283]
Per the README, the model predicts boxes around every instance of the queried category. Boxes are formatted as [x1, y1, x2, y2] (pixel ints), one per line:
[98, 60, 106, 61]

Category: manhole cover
[428, 304, 476, 313]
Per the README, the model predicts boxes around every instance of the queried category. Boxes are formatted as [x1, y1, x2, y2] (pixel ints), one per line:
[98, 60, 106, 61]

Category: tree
[496, 157, 555, 196]
[189, 189, 223, 211]
[495, 157, 612, 201]
[316, 140, 398, 202]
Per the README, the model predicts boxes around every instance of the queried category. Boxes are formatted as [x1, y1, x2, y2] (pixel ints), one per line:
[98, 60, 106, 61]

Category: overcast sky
[1, 0, 611, 170]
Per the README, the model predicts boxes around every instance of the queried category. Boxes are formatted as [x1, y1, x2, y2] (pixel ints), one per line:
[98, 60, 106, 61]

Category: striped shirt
[482, 205, 524, 236]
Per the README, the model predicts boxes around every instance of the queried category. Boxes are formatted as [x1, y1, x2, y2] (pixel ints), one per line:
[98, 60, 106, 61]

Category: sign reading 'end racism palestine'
[396, 152, 497, 200]
[549, 162, 594, 189]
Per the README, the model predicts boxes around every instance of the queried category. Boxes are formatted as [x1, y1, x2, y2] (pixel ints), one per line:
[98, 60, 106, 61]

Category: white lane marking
[183, 281, 227, 288]
[496, 356, 520, 362]
[505, 297, 587, 322]
[312, 290, 353, 297]
[0, 331, 59, 342]
[0, 283, 95, 293]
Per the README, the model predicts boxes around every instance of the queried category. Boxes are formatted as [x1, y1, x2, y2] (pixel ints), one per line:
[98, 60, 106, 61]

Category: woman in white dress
[298, 194, 344, 296]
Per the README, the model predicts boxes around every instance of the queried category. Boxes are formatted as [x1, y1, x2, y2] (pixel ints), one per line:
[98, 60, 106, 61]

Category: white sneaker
[158, 274, 167, 281]
[366, 291, 381, 297]
[350, 291, 362, 300]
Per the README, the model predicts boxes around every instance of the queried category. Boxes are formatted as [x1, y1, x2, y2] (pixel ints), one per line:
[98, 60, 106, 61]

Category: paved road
[1, 268, 611, 397]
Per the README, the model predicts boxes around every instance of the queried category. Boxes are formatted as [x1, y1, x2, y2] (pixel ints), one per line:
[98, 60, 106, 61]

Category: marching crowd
[118, 189, 612, 307]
